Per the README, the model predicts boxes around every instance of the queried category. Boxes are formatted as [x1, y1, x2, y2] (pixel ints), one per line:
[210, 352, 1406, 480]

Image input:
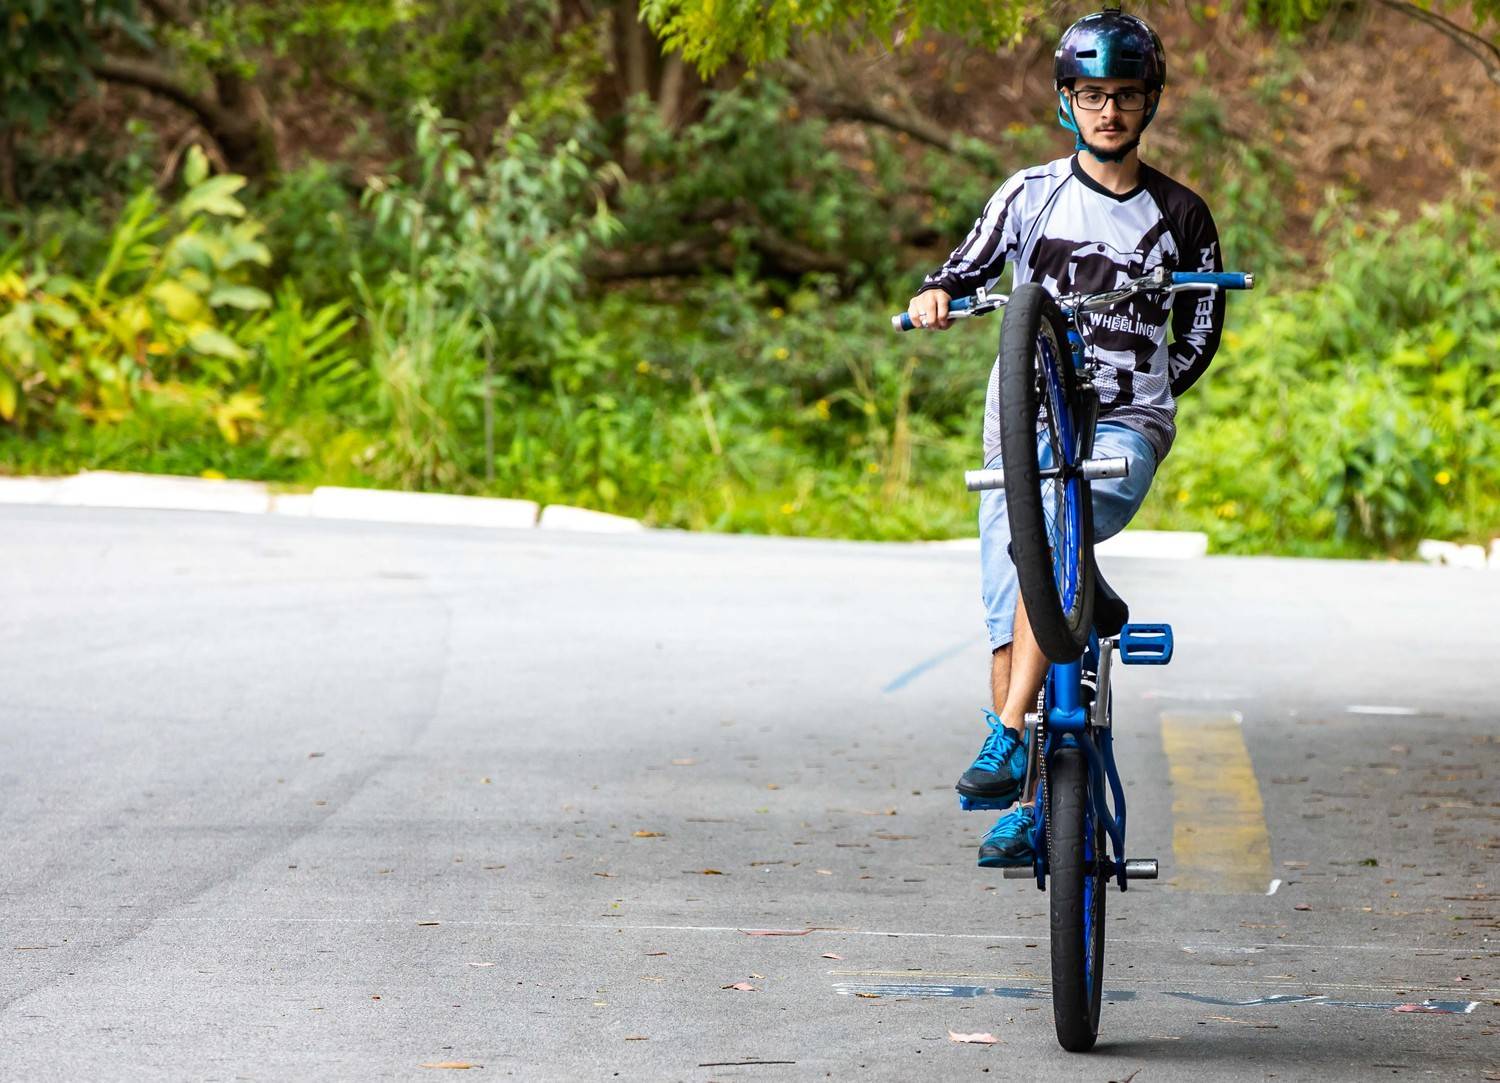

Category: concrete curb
[298, 486, 539, 529]
[921, 530, 1210, 560]
[1095, 529, 1209, 560]
[538, 504, 646, 533]
[0, 471, 621, 534]
[1416, 538, 1493, 570]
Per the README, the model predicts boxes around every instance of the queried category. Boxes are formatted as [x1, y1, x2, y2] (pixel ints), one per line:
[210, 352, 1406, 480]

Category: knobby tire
[998, 283, 1096, 662]
[1047, 746, 1106, 1052]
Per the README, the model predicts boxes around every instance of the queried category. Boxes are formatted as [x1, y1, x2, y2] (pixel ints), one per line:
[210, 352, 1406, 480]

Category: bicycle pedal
[1122, 858, 1159, 880]
[958, 794, 1019, 812]
[1118, 623, 1173, 665]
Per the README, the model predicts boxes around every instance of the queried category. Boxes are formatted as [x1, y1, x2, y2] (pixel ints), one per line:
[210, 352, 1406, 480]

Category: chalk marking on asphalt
[1346, 705, 1420, 716]
[829, 983, 1480, 1014]
[6, 917, 1481, 960]
[882, 638, 979, 693]
[1160, 710, 1273, 894]
[1267, 878, 1282, 896]
[827, 969, 1490, 996]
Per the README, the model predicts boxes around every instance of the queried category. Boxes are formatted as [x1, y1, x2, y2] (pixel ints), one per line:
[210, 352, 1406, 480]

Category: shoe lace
[983, 803, 1035, 842]
[971, 709, 1020, 773]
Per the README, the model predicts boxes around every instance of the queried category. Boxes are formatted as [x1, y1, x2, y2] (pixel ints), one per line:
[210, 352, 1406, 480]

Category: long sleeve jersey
[920, 154, 1226, 464]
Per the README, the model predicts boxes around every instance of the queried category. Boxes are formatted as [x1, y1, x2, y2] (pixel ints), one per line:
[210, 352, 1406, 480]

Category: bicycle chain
[1033, 686, 1048, 817]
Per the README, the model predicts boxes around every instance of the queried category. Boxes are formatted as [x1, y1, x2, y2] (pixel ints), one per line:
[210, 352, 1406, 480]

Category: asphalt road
[2, 506, 1496, 1082]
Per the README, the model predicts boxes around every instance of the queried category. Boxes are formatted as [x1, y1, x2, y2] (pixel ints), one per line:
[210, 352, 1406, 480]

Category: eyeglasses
[1071, 88, 1149, 112]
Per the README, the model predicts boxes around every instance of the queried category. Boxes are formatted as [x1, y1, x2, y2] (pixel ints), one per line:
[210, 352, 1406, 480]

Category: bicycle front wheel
[1047, 746, 1106, 1052]
[998, 283, 1095, 662]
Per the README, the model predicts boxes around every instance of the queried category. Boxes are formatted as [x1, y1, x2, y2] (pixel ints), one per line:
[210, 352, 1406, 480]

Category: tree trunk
[0, 126, 17, 205]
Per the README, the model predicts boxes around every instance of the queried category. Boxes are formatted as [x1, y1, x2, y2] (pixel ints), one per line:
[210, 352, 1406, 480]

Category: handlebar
[892, 269, 1255, 332]
[1170, 271, 1254, 290]
[891, 295, 978, 332]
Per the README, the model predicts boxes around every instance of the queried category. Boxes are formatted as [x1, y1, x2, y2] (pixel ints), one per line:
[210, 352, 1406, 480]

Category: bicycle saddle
[1092, 568, 1129, 640]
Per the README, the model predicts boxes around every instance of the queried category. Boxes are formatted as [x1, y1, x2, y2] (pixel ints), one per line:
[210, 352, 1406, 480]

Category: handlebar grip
[891, 294, 975, 332]
[1171, 271, 1255, 290]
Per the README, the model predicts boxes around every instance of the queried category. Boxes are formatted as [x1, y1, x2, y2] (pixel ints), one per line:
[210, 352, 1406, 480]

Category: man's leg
[999, 592, 1049, 733]
[976, 424, 1158, 867]
[989, 644, 1011, 717]
[960, 464, 1030, 802]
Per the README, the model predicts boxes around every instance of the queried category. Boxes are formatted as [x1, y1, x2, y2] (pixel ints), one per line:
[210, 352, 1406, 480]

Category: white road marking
[1347, 705, 1421, 715]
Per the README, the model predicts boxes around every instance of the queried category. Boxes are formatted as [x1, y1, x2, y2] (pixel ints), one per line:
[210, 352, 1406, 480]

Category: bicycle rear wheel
[998, 283, 1095, 662]
[1047, 745, 1106, 1052]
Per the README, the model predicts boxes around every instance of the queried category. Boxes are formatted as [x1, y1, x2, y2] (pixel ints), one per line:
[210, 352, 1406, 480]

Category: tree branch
[1374, 0, 1500, 86]
[775, 58, 995, 165]
[90, 54, 223, 129]
[139, 0, 190, 27]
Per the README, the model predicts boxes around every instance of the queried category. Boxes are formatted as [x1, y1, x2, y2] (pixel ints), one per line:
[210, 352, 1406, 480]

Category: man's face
[1066, 77, 1154, 155]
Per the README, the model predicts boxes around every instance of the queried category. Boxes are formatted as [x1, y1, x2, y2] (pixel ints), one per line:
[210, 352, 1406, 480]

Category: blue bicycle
[895, 266, 1255, 1050]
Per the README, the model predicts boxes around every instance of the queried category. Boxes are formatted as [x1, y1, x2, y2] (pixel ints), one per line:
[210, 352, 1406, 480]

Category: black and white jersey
[920, 155, 1225, 464]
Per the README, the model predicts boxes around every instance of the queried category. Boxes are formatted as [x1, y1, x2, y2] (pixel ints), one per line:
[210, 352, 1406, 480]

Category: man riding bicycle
[906, 7, 1227, 867]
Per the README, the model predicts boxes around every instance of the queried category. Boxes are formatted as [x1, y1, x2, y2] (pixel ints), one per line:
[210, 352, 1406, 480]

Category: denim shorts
[979, 422, 1157, 651]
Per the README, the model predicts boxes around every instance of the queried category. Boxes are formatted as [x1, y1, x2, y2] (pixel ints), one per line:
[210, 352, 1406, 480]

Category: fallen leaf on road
[740, 929, 811, 937]
[633, 830, 664, 838]
[766, 783, 781, 790]
[467, 962, 495, 968]
[874, 833, 916, 841]
[947, 1030, 999, 1044]
[691, 869, 725, 875]
[722, 982, 755, 991]
[644, 951, 668, 957]
[821, 953, 843, 960]
[1206, 1015, 1279, 1029]
[671, 758, 696, 766]
[1293, 904, 1312, 911]
[420, 1062, 479, 1070]
[816, 869, 833, 875]
[417, 921, 441, 926]
[1394, 1004, 1452, 1013]
[593, 872, 615, 878]
[624, 1035, 649, 1040]
[854, 992, 881, 999]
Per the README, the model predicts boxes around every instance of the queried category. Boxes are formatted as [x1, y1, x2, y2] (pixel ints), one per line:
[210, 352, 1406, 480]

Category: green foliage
[641, 0, 1043, 76]
[1137, 175, 1500, 555]
[350, 100, 620, 487]
[0, 145, 355, 454]
[0, 0, 141, 131]
[619, 80, 913, 285]
[1245, 0, 1500, 33]
[4, 93, 1494, 559]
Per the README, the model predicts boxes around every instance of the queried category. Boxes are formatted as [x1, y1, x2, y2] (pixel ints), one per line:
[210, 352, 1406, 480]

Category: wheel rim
[1036, 330, 1085, 624]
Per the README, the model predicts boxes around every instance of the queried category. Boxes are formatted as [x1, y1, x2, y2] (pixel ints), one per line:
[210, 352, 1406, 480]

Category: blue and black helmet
[1054, 8, 1166, 91]
[1053, 8, 1166, 162]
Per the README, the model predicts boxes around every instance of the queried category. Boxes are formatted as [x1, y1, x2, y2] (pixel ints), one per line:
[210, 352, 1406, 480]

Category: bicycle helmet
[1054, 7, 1166, 163]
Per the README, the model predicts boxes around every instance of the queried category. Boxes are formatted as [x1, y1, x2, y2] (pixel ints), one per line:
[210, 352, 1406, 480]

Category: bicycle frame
[1028, 637, 1133, 892]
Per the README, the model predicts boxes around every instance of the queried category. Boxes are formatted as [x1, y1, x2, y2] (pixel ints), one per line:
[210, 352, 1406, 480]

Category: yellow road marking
[1160, 711, 1272, 894]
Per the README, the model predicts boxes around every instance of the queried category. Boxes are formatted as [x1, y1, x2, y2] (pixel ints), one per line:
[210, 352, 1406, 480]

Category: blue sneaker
[977, 802, 1038, 868]
[955, 710, 1028, 803]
